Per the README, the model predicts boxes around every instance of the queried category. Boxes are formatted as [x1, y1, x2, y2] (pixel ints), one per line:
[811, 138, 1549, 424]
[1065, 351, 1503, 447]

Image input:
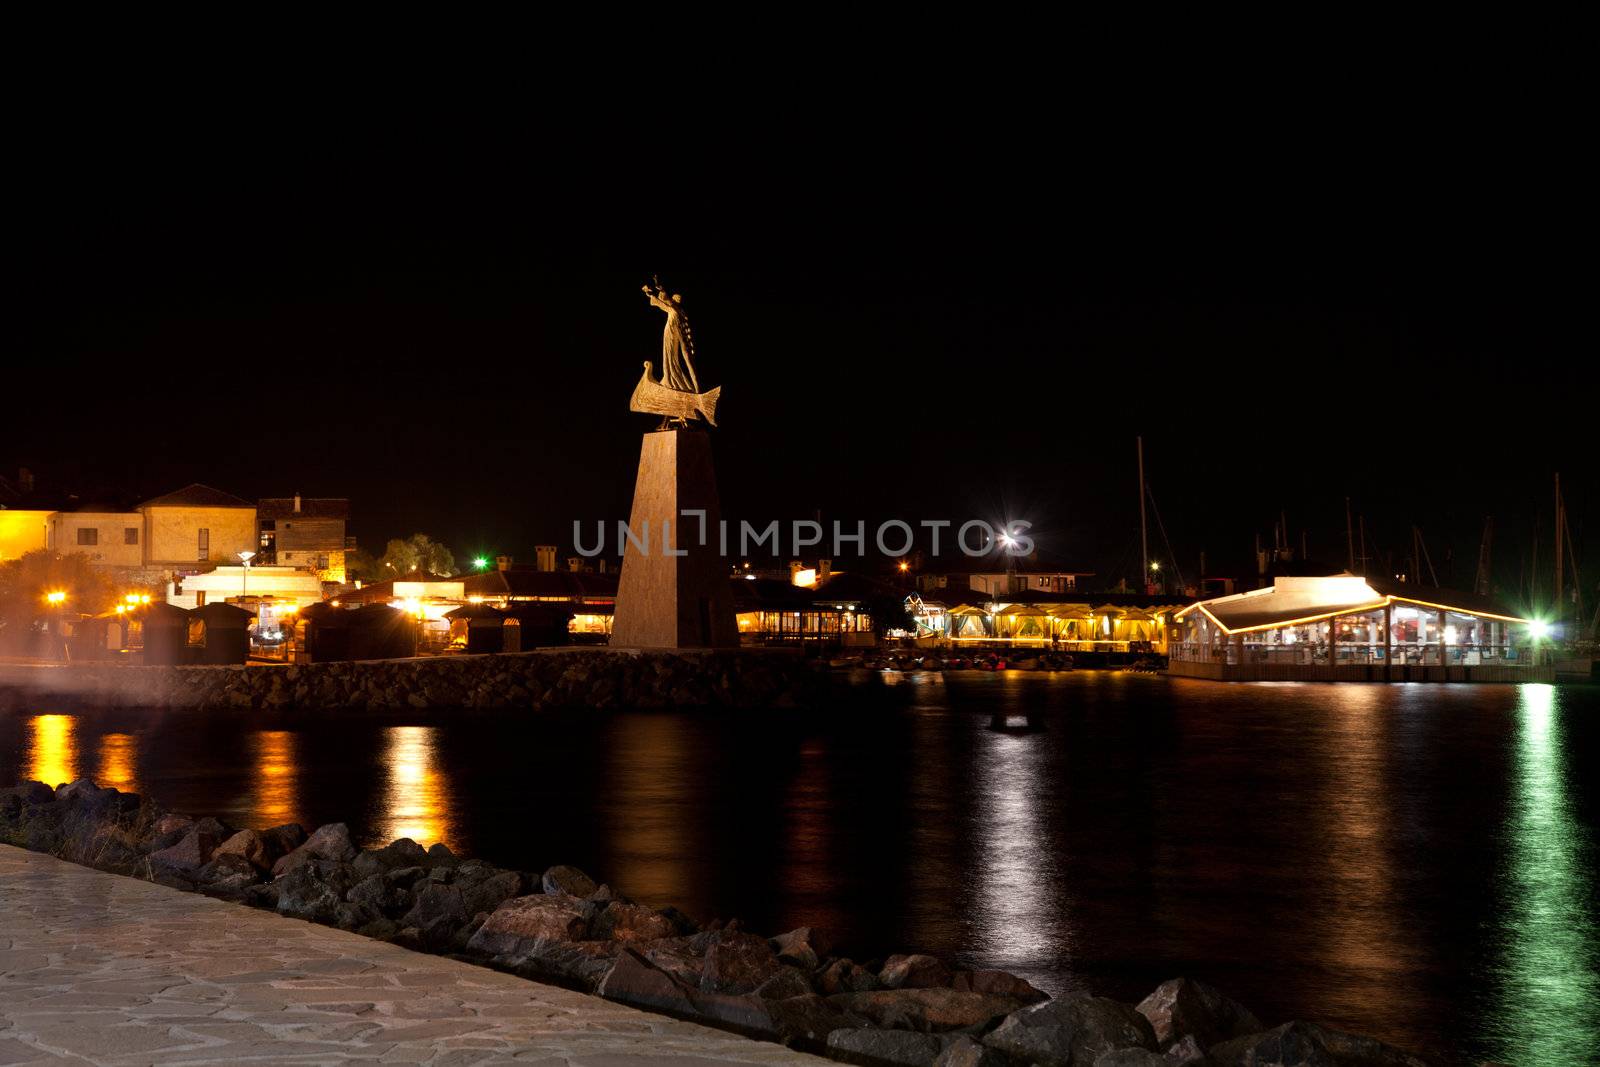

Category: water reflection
[604, 715, 693, 905]
[95, 733, 139, 793]
[1490, 685, 1600, 1065]
[252, 730, 299, 827]
[377, 725, 453, 849]
[971, 728, 1063, 975]
[1314, 685, 1416, 1028]
[26, 714, 78, 787]
[779, 737, 846, 934]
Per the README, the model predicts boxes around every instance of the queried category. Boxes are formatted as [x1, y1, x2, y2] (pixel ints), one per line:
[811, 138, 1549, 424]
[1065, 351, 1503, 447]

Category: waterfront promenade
[0, 846, 820, 1066]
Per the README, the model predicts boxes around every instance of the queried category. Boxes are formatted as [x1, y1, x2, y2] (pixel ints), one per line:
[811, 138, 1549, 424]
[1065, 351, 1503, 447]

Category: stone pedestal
[610, 429, 738, 649]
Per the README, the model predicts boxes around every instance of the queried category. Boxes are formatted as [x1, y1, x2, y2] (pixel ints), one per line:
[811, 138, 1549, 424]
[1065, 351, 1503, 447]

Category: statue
[631, 279, 721, 427]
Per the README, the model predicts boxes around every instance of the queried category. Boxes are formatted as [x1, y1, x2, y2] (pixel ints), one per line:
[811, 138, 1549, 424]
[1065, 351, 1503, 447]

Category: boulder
[827, 1027, 946, 1066]
[593, 901, 680, 943]
[271, 822, 356, 877]
[275, 858, 360, 924]
[820, 957, 882, 994]
[466, 893, 594, 958]
[1163, 1035, 1205, 1066]
[4, 781, 56, 805]
[400, 884, 468, 947]
[1135, 978, 1261, 1050]
[1206, 1021, 1433, 1067]
[984, 995, 1157, 1066]
[148, 826, 223, 872]
[461, 869, 524, 917]
[701, 930, 784, 994]
[753, 966, 814, 1000]
[771, 926, 832, 970]
[426, 842, 456, 866]
[260, 822, 307, 857]
[935, 1036, 1015, 1067]
[213, 829, 272, 872]
[352, 838, 428, 877]
[881, 953, 954, 990]
[596, 948, 700, 1016]
[827, 988, 1020, 1032]
[541, 864, 597, 897]
[195, 852, 260, 892]
[1094, 1051, 1168, 1067]
[954, 969, 1050, 1004]
[346, 873, 409, 916]
[505, 939, 622, 990]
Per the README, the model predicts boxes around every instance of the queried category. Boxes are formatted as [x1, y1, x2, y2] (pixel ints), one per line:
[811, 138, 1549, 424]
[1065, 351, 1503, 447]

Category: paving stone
[0, 845, 821, 1065]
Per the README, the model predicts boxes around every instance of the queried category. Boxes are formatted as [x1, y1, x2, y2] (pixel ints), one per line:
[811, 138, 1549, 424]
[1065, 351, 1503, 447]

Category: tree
[378, 534, 456, 578]
[0, 550, 116, 653]
[345, 547, 384, 582]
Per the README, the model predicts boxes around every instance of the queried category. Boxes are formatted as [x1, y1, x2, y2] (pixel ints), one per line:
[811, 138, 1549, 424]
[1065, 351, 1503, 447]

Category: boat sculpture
[631, 280, 721, 427]
[630, 362, 720, 426]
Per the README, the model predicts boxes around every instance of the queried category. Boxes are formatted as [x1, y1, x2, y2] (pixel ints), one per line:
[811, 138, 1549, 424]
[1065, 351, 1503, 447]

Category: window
[198, 528, 210, 560]
[77, 528, 99, 546]
[194, 591, 206, 607]
[125, 528, 139, 545]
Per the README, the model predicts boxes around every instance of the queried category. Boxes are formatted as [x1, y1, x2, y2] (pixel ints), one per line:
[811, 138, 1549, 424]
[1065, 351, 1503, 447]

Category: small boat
[630, 362, 721, 426]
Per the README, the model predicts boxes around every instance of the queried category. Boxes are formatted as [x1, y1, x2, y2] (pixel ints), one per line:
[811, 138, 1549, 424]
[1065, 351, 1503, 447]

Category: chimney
[496, 555, 513, 572]
[567, 556, 582, 573]
[598, 559, 607, 574]
[818, 559, 832, 583]
[535, 545, 557, 572]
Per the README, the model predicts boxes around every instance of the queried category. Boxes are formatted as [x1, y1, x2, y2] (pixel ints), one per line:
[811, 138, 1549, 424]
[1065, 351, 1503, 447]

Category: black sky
[7, 76, 1594, 608]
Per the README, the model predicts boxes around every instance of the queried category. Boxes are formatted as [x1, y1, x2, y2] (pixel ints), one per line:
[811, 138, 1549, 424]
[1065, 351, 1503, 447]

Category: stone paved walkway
[0, 846, 824, 1066]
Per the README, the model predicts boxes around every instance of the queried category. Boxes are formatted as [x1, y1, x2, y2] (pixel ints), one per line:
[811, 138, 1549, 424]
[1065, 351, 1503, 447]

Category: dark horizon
[8, 95, 1593, 609]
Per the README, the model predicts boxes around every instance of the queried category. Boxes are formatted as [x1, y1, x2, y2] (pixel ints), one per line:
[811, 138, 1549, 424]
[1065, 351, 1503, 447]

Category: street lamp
[238, 551, 256, 599]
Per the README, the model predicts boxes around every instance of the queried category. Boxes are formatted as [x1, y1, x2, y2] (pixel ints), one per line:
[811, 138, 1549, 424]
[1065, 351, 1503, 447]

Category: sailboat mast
[1138, 436, 1149, 591]
[1554, 472, 1564, 627]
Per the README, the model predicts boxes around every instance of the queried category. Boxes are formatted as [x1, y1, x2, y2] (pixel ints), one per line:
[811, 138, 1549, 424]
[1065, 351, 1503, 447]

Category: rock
[426, 842, 456, 866]
[820, 957, 882, 994]
[828, 988, 1021, 1032]
[400, 884, 468, 947]
[461, 869, 524, 917]
[271, 822, 356, 877]
[827, 1027, 946, 1066]
[213, 829, 272, 872]
[148, 826, 223, 872]
[771, 926, 832, 970]
[505, 939, 622, 990]
[753, 966, 814, 1000]
[1206, 1021, 1433, 1067]
[352, 838, 428, 877]
[984, 995, 1156, 1066]
[881, 953, 954, 989]
[275, 858, 360, 923]
[1163, 1035, 1205, 1066]
[260, 822, 307, 857]
[636, 935, 710, 986]
[1094, 1051, 1168, 1067]
[347, 873, 408, 916]
[4, 781, 56, 805]
[593, 901, 680, 943]
[195, 852, 259, 892]
[334, 901, 383, 931]
[55, 779, 114, 806]
[935, 1036, 1014, 1067]
[701, 930, 784, 994]
[596, 947, 700, 1016]
[466, 893, 594, 958]
[1135, 978, 1261, 1050]
[541, 863, 597, 897]
[955, 969, 1050, 1004]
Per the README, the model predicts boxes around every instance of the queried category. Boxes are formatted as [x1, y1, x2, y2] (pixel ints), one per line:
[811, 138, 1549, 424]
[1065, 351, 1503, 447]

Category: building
[910, 588, 1182, 655]
[916, 561, 1094, 598]
[0, 508, 52, 563]
[1170, 574, 1549, 682]
[257, 495, 350, 582]
[137, 484, 257, 568]
[46, 509, 145, 568]
[732, 571, 887, 647]
[460, 556, 618, 637]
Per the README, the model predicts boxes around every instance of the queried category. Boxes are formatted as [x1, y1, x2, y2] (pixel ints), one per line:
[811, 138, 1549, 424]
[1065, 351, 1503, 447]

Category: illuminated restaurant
[1170, 574, 1550, 681]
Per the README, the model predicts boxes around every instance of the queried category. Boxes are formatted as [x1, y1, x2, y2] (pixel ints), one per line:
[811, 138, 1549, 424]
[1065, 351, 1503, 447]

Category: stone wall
[0, 649, 823, 711]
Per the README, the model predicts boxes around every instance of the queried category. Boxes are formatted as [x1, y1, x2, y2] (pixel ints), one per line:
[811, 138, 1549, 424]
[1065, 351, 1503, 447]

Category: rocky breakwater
[0, 648, 823, 710]
[2, 778, 1441, 1067]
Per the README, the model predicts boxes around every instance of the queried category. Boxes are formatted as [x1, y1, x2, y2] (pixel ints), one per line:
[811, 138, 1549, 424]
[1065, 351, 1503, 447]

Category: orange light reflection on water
[252, 731, 299, 827]
[95, 733, 139, 793]
[27, 714, 78, 788]
[378, 726, 452, 849]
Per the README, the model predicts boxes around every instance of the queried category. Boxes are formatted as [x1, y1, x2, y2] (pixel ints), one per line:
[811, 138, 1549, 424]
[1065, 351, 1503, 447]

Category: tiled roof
[259, 498, 350, 520]
[138, 484, 253, 509]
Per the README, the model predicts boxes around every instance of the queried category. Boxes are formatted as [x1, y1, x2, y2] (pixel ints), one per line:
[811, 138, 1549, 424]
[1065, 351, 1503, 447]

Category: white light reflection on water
[970, 725, 1063, 977]
[1489, 684, 1600, 1065]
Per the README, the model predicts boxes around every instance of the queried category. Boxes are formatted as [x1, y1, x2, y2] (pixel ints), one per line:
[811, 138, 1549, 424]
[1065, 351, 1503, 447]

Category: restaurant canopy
[1177, 574, 1526, 634]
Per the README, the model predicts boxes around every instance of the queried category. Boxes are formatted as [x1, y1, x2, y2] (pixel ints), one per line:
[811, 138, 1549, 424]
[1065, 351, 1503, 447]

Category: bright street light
[45, 591, 66, 604]
[1528, 619, 1551, 639]
[473, 557, 490, 570]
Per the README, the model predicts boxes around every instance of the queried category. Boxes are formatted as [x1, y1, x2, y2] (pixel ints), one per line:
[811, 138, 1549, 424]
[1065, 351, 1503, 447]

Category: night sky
[8, 88, 1593, 607]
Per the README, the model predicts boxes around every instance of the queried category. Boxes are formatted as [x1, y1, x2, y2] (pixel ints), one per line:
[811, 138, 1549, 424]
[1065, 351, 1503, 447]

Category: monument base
[610, 429, 739, 649]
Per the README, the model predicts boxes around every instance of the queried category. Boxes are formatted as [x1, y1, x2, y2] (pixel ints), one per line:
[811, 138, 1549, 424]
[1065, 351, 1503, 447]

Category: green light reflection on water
[1492, 684, 1599, 1065]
